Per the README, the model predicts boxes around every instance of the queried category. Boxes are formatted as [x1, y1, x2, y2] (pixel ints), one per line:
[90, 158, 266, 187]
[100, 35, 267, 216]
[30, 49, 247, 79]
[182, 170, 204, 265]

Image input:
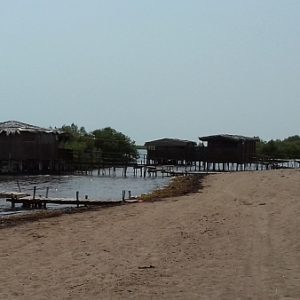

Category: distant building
[144, 138, 197, 165]
[0, 120, 64, 173]
[144, 135, 259, 166]
[199, 134, 259, 163]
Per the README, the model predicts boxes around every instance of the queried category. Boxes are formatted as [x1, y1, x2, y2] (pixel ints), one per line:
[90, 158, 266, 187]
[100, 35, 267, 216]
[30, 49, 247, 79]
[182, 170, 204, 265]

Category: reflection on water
[0, 168, 170, 214]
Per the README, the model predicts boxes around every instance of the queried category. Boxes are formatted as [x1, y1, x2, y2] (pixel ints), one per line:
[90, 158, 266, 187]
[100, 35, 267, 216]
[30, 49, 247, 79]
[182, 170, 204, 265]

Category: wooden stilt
[76, 191, 79, 208]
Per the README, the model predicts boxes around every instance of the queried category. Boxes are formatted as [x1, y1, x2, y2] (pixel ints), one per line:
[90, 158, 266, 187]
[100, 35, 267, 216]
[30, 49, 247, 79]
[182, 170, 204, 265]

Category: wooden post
[46, 187, 49, 198]
[122, 190, 126, 202]
[76, 191, 79, 208]
[128, 190, 131, 199]
[11, 195, 15, 209]
[17, 181, 21, 192]
[33, 186, 36, 200]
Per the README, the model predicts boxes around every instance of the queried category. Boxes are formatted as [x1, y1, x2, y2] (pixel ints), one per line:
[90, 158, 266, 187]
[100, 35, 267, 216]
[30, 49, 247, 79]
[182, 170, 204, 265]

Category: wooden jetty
[4, 189, 137, 210]
[164, 170, 218, 176]
[6, 196, 124, 209]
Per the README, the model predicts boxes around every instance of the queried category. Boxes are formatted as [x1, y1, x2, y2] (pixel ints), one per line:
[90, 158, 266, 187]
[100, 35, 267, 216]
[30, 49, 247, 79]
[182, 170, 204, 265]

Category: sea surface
[0, 167, 170, 215]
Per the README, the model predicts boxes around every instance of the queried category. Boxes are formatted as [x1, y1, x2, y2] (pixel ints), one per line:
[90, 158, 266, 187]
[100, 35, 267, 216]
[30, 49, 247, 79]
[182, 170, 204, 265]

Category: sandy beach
[0, 169, 299, 299]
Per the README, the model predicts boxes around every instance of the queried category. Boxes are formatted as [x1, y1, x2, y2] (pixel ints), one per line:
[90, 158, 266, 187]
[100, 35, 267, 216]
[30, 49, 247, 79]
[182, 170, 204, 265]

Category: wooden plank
[164, 171, 218, 176]
[6, 198, 123, 207]
[0, 192, 29, 199]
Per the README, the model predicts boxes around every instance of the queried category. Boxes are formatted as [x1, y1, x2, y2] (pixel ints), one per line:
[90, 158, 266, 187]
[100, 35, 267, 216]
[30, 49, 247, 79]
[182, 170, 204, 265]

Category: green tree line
[257, 135, 300, 159]
[59, 124, 138, 166]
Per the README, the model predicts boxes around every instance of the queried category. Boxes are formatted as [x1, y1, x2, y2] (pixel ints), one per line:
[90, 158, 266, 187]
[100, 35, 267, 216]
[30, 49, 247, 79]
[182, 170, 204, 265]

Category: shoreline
[0, 169, 299, 299]
[0, 175, 203, 229]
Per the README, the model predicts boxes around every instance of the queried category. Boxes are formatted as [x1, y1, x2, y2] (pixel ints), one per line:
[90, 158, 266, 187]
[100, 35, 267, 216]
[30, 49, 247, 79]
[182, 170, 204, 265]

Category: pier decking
[0, 191, 29, 199]
[4, 191, 127, 210]
[6, 196, 124, 209]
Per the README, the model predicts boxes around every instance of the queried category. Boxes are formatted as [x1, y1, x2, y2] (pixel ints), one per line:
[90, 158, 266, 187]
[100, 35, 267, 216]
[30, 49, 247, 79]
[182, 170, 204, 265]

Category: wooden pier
[6, 196, 124, 209]
[163, 170, 218, 176]
[4, 190, 131, 210]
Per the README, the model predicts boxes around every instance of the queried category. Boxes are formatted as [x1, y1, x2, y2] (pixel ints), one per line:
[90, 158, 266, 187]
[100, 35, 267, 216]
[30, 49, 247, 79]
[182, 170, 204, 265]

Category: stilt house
[144, 138, 197, 165]
[198, 134, 259, 163]
[0, 120, 64, 173]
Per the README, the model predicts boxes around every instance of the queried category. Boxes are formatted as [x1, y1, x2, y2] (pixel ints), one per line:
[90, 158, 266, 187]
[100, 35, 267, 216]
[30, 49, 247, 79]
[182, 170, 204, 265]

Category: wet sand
[0, 169, 299, 299]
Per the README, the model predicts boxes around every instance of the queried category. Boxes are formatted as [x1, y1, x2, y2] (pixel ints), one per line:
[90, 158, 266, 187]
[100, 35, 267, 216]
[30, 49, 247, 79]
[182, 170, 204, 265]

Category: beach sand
[0, 169, 299, 299]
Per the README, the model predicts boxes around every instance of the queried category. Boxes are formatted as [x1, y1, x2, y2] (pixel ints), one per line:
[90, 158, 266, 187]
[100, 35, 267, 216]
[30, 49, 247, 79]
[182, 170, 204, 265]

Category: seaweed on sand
[139, 175, 204, 202]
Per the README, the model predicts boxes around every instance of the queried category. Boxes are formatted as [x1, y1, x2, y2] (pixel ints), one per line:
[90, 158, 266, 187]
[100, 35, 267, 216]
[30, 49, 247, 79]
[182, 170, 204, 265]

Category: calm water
[0, 167, 170, 215]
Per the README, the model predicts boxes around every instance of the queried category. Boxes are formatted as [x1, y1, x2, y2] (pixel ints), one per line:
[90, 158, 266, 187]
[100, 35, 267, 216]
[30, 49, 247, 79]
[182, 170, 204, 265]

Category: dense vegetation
[60, 124, 138, 167]
[58, 125, 299, 167]
[257, 135, 300, 159]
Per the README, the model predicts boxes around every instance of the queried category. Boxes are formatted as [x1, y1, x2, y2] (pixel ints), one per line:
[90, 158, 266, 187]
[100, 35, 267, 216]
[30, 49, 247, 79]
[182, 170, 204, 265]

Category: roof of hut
[0, 120, 57, 135]
[145, 138, 197, 147]
[199, 134, 259, 142]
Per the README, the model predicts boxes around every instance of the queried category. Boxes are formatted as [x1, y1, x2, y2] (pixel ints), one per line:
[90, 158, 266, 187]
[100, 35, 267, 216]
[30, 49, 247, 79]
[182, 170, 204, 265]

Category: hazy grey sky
[1, 1, 299, 144]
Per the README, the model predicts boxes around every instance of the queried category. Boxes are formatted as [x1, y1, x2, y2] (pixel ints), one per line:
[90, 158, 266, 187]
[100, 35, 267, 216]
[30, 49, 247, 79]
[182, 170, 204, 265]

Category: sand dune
[0, 169, 299, 299]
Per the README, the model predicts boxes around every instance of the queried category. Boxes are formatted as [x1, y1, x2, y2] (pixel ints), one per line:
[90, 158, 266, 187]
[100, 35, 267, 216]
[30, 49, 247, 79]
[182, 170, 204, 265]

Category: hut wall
[147, 146, 196, 164]
[0, 132, 61, 173]
[241, 140, 257, 162]
[206, 140, 256, 163]
[0, 132, 58, 161]
[192, 146, 207, 161]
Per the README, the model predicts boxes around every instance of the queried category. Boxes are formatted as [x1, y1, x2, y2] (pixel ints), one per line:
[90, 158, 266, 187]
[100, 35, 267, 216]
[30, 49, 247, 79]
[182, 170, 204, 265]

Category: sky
[0, 1, 299, 144]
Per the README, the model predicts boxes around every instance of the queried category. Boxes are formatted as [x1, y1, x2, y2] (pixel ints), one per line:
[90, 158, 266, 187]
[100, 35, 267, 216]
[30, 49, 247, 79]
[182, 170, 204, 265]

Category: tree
[92, 127, 138, 164]
[61, 124, 93, 151]
[59, 124, 138, 167]
[257, 136, 300, 159]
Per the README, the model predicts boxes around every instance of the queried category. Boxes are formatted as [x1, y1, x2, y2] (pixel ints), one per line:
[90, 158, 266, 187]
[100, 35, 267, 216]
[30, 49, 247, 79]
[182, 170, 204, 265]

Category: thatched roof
[199, 134, 259, 142]
[145, 138, 196, 147]
[0, 121, 57, 135]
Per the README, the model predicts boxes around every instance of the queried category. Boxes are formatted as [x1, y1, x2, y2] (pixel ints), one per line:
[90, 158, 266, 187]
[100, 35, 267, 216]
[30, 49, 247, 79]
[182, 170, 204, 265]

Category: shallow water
[0, 167, 170, 214]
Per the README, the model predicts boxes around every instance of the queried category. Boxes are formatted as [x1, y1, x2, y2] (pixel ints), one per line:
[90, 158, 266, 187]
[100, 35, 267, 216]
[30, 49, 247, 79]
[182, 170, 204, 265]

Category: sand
[0, 169, 299, 299]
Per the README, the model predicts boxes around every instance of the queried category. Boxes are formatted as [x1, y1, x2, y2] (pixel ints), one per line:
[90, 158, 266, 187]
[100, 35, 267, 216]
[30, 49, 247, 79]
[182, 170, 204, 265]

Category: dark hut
[0, 120, 63, 173]
[199, 134, 259, 163]
[144, 138, 197, 165]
